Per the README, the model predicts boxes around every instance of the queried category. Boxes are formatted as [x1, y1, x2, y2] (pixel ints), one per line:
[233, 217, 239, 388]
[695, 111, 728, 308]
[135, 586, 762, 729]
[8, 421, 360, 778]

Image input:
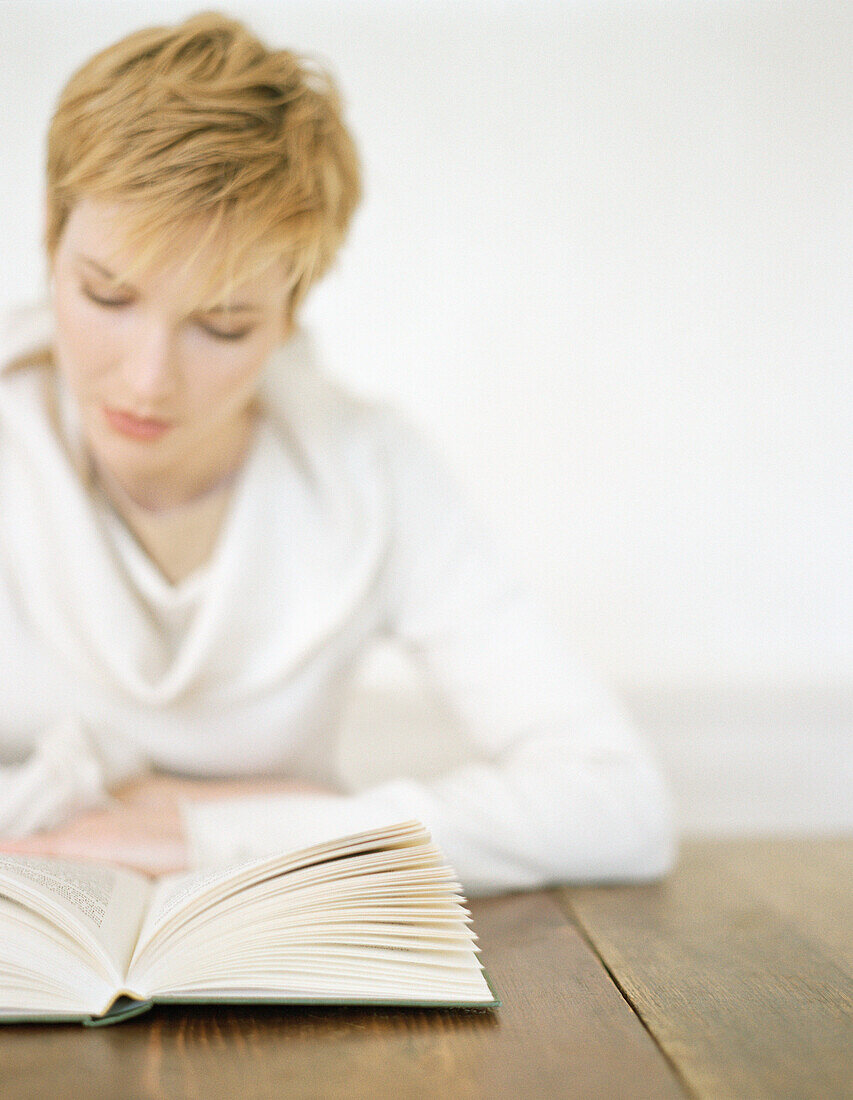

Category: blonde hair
[43, 10, 362, 328]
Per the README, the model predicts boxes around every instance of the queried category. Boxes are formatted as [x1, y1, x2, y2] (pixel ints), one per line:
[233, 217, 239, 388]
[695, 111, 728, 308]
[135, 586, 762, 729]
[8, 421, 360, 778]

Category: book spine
[82, 998, 155, 1027]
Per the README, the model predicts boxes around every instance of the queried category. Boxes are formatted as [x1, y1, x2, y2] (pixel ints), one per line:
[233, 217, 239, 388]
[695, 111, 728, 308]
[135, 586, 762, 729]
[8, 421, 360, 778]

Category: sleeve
[0, 716, 116, 837]
[180, 406, 677, 895]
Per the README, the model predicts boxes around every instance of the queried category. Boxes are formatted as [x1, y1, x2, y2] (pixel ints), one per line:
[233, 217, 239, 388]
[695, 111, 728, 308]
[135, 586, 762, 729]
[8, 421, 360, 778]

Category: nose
[121, 321, 179, 411]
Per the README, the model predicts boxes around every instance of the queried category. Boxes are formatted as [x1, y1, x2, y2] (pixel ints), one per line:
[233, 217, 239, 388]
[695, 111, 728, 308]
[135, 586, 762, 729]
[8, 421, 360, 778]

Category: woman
[0, 12, 674, 894]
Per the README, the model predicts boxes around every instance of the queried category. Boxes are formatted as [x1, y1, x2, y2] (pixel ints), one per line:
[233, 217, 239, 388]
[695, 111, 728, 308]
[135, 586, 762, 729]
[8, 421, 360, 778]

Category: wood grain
[561, 837, 853, 1100]
[1, 890, 684, 1100]
[712, 835, 853, 971]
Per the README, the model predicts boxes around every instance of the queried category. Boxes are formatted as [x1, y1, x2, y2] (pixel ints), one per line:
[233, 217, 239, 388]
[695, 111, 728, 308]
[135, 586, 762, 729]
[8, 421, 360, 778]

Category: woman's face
[49, 197, 293, 500]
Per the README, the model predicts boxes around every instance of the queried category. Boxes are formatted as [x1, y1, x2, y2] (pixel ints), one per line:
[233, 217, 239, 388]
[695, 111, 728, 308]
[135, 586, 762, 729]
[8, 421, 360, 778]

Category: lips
[103, 406, 174, 441]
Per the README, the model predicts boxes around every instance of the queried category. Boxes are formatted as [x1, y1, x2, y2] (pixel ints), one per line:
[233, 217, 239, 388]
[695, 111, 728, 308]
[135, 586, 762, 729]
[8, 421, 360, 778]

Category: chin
[88, 427, 166, 472]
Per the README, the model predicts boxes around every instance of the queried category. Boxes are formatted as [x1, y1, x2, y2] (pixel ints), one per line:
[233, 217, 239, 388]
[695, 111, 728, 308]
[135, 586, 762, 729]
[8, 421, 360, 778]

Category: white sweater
[0, 296, 675, 895]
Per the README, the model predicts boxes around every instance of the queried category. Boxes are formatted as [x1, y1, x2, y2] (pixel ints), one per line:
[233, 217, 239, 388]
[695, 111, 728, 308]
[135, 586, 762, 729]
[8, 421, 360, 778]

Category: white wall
[1, 0, 850, 831]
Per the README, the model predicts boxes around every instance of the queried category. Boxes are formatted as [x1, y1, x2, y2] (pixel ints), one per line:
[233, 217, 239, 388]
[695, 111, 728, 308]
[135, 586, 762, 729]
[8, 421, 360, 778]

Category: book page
[125, 823, 493, 1006]
[129, 820, 432, 977]
[0, 855, 152, 987]
[0, 894, 117, 1016]
[124, 866, 219, 986]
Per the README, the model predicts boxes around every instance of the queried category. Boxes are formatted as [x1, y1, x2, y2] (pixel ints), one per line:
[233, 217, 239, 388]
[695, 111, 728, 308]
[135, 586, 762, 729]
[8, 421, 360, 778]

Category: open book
[0, 819, 498, 1025]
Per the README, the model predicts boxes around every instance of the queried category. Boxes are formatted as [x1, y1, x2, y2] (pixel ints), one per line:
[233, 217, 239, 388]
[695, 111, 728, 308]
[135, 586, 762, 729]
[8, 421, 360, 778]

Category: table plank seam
[554, 890, 695, 1100]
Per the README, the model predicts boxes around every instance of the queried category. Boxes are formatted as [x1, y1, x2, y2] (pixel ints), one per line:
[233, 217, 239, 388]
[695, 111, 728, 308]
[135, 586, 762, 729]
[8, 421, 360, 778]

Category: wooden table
[2, 838, 851, 1099]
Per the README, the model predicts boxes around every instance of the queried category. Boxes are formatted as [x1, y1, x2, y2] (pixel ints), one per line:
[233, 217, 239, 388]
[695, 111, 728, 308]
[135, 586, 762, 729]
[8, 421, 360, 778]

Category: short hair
[43, 10, 362, 328]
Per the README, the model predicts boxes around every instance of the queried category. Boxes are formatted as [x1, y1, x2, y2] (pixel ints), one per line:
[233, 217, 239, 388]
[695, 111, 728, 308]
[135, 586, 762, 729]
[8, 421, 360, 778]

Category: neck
[89, 405, 259, 513]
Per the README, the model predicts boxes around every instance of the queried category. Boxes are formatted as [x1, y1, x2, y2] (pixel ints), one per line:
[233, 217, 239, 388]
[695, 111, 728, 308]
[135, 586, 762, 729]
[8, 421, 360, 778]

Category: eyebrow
[75, 254, 263, 314]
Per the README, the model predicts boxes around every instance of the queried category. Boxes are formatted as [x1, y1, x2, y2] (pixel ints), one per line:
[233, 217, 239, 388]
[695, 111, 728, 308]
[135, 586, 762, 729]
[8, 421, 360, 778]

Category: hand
[0, 788, 187, 879]
[0, 773, 335, 878]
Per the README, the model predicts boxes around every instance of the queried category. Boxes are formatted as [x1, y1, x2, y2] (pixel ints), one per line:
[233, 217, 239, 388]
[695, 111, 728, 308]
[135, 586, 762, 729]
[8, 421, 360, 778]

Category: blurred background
[1, 0, 850, 835]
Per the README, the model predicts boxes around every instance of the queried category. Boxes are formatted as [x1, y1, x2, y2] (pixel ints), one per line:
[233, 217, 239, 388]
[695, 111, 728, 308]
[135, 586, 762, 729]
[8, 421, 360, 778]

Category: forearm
[179, 731, 676, 895]
[0, 716, 113, 837]
[352, 739, 676, 895]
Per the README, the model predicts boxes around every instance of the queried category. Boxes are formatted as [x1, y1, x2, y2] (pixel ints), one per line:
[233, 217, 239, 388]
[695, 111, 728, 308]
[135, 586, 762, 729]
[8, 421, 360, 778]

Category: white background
[1, 0, 850, 832]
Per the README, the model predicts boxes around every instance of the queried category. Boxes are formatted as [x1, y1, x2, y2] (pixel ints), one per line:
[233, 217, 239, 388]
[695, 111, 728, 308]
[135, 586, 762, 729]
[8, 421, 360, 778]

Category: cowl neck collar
[0, 296, 390, 707]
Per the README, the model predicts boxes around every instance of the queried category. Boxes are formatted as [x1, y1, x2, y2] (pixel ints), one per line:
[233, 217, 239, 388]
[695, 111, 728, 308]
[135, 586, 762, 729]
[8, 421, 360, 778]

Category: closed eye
[204, 326, 254, 342]
[82, 287, 253, 341]
[84, 288, 132, 308]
